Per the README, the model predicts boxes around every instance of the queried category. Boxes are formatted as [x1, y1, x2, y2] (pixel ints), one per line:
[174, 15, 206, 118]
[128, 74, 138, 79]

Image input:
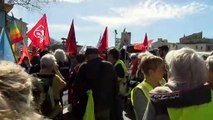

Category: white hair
[165, 47, 208, 90]
[130, 53, 137, 59]
[54, 49, 67, 62]
[40, 53, 57, 69]
[206, 55, 213, 71]
[137, 52, 153, 59]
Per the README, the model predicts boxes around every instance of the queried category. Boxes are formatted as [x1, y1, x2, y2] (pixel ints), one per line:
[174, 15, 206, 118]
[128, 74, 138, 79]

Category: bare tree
[3, 0, 75, 10]
[4, 0, 50, 10]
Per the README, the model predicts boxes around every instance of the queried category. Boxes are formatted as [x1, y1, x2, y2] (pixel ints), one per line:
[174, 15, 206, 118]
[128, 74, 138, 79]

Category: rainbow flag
[9, 14, 23, 44]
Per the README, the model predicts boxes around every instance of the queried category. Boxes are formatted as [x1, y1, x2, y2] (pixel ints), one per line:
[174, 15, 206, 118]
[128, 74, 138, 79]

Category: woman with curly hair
[0, 61, 44, 119]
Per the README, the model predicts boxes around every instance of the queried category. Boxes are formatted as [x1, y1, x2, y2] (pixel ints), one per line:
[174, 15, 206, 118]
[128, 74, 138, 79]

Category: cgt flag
[0, 27, 16, 62]
[27, 14, 50, 50]
[66, 19, 77, 54]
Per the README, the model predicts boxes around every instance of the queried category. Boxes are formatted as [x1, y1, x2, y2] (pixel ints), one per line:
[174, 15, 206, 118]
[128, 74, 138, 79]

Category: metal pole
[124, 45, 127, 66]
[114, 29, 117, 47]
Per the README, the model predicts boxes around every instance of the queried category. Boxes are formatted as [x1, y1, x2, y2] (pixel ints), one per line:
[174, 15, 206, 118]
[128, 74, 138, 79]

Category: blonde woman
[0, 61, 44, 119]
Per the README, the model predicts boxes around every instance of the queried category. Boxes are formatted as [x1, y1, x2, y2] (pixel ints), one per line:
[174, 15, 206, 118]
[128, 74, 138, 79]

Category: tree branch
[5, 0, 50, 10]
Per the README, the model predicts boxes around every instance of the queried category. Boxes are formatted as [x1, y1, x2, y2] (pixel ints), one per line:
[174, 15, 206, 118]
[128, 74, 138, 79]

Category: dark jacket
[73, 57, 118, 120]
[143, 84, 212, 120]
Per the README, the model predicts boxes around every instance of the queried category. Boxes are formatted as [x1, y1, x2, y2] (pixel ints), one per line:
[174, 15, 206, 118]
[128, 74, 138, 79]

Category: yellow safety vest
[131, 81, 153, 106]
[168, 91, 213, 120]
[131, 78, 166, 105]
[114, 59, 127, 74]
[130, 81, 153, 120]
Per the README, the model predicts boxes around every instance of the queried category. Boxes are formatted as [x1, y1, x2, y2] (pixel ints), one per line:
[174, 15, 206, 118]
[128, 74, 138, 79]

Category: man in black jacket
[72, 47, 118, 120]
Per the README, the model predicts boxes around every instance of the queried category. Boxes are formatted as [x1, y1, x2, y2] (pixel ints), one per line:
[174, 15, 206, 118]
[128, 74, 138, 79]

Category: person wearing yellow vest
[143, 48, 213, 120]
[131, 54, 165, 120]
[107, 48, 128, 120]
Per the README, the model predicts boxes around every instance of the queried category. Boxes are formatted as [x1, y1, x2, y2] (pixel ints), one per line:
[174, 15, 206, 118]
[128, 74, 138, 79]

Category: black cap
[158, 45, 169, 52]
[85, 47, 99, 56]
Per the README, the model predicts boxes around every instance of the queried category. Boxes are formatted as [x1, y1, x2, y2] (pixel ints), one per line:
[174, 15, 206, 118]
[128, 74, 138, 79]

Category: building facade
[178, 32, 213, 52]
[151, 32, 213, 52]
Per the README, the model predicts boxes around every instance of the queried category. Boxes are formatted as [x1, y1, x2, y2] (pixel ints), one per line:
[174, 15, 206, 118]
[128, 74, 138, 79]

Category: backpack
[33, 73, 55, 116]
[118, 73, 131, 96]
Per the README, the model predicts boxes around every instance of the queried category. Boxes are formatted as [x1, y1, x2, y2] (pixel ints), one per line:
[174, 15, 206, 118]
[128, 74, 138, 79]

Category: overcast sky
[11, 0, 213, 46]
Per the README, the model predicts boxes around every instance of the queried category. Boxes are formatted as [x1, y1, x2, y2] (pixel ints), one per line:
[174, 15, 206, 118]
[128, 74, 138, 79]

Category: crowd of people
[1, 45, 213, 120]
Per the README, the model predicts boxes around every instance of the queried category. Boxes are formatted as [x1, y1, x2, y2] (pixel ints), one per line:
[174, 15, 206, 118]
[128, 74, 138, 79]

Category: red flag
[98, 27, 108, 53]
[143, 33, 148, 49]
[148, 39, 153, 46]
[27, 14, 50, 50]
[18, 45, 31, 64]
[29, 42, 39, 58]
[134, 40, 153, 51]
[66, 19, 77, 54]
[134, 43, 145, 51]
[134, 33, 153, 52]
[29, 42, 37, 50]
[31, 50, 39, 59]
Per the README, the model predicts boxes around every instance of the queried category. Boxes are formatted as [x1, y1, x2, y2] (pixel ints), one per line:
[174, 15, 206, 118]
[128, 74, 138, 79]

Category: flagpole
[124, 45, 128, 67]
[114, 29, 117, 47]
[19, 16, 31, 65]
[96, 33, 102, 48]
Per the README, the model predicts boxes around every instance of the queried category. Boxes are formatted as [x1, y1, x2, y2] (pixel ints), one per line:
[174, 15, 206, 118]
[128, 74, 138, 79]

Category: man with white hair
[36, 53, 66, 119]
[143, 48, 213, 120]
[54, 49, 69, 81]
[54, 49, 70, 108]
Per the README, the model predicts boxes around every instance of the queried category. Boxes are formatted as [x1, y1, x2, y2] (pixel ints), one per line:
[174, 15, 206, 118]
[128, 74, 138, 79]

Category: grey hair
[54, 49, 67, 62]
[137, 52, 153, 59]
[165, 47, 208, 90]
[130, 53, 138, 59]
[206, 55, 213, 72]
[0, 61, 33, 118]
[40, 53, 57, 69]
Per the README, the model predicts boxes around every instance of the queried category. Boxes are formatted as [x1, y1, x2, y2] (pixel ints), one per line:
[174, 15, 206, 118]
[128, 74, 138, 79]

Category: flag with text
[27, 14, 50, 50]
